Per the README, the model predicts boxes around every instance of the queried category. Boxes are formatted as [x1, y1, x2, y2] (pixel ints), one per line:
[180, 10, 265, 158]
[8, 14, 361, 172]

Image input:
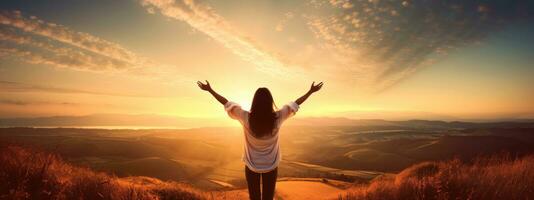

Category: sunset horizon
[1, 1, 534, 199]
[1, 0, 533, 123]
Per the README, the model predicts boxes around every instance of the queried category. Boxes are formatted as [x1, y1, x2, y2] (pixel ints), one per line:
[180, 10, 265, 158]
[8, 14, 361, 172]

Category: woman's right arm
[295, 81, 323, 105]
[197, 80, 247, 121]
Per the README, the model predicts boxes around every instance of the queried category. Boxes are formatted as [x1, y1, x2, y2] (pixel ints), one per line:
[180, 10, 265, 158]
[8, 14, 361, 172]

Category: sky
[0, 0, 533, 121]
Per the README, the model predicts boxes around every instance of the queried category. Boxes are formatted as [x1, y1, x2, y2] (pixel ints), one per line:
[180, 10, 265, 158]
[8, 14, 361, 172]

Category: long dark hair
[249, 87, 278, 138]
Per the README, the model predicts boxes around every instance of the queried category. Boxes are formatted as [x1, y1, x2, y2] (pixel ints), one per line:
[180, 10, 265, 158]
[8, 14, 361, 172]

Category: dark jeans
[245, 166, 278, 200]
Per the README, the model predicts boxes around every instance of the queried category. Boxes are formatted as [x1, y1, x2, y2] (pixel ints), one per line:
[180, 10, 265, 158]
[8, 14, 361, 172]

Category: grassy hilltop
[2, 144, 534, 200]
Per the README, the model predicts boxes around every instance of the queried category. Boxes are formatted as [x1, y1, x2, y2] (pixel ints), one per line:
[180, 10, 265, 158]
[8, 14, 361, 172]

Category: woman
[197, 80, 323, 200]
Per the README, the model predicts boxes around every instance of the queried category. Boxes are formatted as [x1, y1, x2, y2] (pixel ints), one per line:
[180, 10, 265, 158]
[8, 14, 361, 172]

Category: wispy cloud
[303, 0, 532, 91]
[0, 80, 162, 98]
[140, 0, 298, 77]
[0, 99, 31, 106]
[0, 10, 194, 84]
[0, 10, 147, 68]
[275, 12, 295, 32]
[0, 28, 134, 71]
[0, 99, 78, 106]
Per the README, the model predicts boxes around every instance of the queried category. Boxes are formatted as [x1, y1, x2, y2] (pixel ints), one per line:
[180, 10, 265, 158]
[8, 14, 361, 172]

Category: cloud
[0, 99, 30, 106]
[0, 80, 162, 98]
[304, 0, 533, 91]
[140, 0, 298, 77]
[0, 29, 134, 71]
[0, 10, 147, 66]
[0, 11, 151, 71]
[0, 10, 194, 85]
[0, 99, 78, 106]
[275, 12, 294, 32]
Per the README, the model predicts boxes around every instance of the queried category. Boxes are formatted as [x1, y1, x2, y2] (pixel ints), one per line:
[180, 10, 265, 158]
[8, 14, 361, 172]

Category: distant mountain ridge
[0, 114, 226, 128]
[286, 117, 534, 129]
[1, 114, 533, 129]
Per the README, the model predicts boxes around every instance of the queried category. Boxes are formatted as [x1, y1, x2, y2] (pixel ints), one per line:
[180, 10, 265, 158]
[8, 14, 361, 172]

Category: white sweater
[224, 101, 299, 173]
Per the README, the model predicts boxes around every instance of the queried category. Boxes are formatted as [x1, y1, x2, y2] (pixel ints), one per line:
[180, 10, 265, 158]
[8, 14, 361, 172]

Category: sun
[234, 96, 252, 111]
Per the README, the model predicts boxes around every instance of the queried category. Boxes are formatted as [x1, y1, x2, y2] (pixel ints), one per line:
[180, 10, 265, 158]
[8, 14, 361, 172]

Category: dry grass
[0, 145, 206, 200]
[341, 154, 534, 200]
[4, 143, 534, 200]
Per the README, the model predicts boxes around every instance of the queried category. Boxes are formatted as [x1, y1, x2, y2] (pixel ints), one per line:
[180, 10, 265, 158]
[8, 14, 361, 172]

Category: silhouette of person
[197, 80, 323, 200]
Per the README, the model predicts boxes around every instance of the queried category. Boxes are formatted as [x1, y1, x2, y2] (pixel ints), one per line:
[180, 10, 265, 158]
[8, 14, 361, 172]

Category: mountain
[286, 117, 534, 129]
[1, 114, 533, 129]
[0, 113, 227, 128]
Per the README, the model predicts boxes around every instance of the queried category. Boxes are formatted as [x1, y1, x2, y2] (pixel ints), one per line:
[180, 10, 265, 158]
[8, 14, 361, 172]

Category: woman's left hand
[197, 80, 212, 91]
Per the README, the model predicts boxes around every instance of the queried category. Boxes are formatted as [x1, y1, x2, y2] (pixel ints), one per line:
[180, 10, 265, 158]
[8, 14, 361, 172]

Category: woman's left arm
[197, 80, 228, 105]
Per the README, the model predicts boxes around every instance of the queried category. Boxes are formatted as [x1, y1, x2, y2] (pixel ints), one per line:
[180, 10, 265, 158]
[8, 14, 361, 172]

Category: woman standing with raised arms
[197, 80, 323, 200]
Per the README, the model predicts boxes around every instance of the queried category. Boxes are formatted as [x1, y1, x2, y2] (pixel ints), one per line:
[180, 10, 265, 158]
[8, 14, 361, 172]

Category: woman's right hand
[309, 81, 323, 93]
[296, 81, 323, 105]
[197, 80, 228, 105]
